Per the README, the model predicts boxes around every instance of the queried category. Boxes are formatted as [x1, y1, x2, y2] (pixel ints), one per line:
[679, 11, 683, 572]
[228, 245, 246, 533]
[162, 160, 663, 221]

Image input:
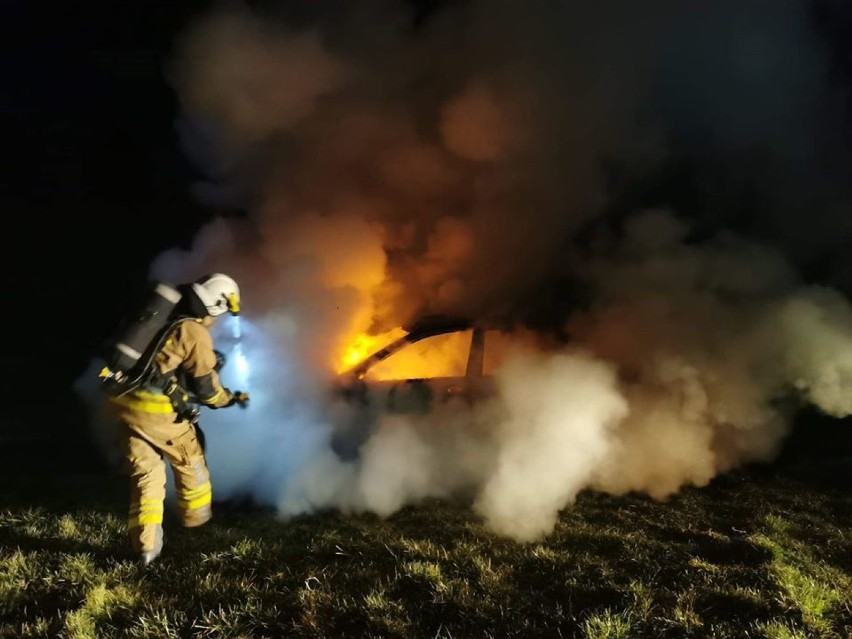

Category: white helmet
[192, 273, 241, 317]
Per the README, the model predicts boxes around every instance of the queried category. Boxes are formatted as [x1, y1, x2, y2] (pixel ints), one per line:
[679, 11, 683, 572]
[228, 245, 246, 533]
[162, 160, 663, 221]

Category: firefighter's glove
[228, 390, 250, 409]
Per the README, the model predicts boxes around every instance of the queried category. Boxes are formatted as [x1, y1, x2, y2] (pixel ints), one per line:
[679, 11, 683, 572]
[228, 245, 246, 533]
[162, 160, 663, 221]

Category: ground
[1, 454, 850, 639]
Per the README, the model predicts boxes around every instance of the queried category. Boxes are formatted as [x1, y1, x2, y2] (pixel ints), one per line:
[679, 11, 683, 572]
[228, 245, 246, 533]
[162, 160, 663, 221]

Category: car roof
[403, 315, 473, 339]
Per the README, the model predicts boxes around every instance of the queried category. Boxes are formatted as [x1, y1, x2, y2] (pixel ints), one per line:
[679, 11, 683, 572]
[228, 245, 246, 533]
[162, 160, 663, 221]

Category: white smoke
[474, 351, 627, 542]
[77, 0, 852, 542]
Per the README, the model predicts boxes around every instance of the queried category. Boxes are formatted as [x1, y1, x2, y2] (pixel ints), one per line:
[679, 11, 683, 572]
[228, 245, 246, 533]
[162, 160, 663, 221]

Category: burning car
[328, 316, 518, 459]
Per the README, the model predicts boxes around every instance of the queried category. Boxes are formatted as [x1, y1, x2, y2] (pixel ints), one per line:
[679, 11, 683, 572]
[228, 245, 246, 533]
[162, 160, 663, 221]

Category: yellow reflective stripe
[181, 484, 210, 499]
[180, 482, 212, 510]
[186, 493, 212, 510]
[129, 500, 164, 527]
[200, 389, 224, 405]
[181, 484, 211, 500]
[133, 390, 172, 402]
[111, 397, 174, 413]
[110, 390, 174, 414]
[129, 512, 164, 526]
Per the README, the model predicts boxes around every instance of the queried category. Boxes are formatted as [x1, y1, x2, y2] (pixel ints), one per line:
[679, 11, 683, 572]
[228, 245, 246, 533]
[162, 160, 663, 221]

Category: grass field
[1, 457, 850, 639]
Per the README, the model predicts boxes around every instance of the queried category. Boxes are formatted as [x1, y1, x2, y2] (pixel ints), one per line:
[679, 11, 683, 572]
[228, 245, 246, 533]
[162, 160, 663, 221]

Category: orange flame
[336, 327, 407, 374]
[362, 329, 472, 381]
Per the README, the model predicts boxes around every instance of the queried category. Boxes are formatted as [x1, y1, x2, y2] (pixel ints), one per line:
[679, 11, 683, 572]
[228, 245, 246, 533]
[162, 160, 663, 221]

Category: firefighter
[105, 273, 249, 566]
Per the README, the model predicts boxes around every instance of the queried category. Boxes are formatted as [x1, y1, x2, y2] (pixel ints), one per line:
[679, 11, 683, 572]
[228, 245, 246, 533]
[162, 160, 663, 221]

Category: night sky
[4, 2, 216, 460]
[5, 0, 852, 465]
[3, 0, 456, 377]
[5, 4, 210, 373]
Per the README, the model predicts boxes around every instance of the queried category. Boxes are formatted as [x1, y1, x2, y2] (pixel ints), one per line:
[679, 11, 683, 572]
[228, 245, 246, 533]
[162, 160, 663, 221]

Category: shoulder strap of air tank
[143, 316, 202, 423]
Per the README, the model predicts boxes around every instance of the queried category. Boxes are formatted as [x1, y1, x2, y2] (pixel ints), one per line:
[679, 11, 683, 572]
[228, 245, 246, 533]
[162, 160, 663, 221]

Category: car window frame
[350, 325, 489, 382]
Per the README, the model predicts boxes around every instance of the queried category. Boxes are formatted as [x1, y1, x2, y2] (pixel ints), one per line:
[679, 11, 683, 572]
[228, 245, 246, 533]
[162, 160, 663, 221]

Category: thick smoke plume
[79, 0, 852, 542]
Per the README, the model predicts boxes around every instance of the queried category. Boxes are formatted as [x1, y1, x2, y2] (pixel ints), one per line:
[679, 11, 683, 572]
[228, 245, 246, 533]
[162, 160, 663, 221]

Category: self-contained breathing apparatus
[98, 282, 204, 424]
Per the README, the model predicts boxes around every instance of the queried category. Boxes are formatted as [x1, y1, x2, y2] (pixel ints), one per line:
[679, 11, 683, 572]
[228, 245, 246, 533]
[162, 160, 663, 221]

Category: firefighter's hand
[231, 390, 250, 408]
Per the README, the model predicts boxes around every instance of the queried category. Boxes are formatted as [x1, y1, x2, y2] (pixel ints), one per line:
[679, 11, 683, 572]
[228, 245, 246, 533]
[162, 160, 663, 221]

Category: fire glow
[336, 327, 476, 381]
[335, 327, 406, 374]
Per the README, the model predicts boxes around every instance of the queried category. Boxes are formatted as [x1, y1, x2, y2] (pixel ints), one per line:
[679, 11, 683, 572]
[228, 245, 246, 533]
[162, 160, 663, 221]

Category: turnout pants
[110, 401, 213, 554]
